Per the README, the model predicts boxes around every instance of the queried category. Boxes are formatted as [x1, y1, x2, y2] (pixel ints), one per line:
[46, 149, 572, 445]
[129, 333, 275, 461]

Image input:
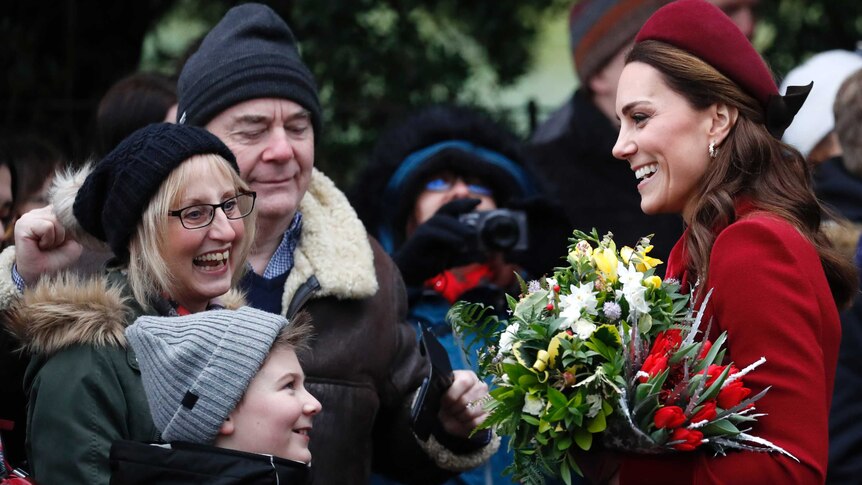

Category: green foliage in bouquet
[448, 230, 691, 484]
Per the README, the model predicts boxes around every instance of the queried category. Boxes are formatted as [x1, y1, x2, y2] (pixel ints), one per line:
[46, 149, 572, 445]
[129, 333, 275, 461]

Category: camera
[458, 209, 528, 253]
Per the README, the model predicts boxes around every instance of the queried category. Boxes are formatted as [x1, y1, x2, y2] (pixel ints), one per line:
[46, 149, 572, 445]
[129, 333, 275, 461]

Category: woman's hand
[437, 370, 489, 438]
[14, 205, 82, 284]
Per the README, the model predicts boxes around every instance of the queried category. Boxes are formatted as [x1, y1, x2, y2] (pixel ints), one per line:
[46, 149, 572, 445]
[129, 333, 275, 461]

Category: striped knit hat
[569, 0, 669, 83]
[126, 307, 288, 443]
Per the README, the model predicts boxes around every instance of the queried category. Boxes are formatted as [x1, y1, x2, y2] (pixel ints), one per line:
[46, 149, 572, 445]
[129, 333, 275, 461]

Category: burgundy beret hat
[635, 0, 776, 110]
[634, 0, 811, 137]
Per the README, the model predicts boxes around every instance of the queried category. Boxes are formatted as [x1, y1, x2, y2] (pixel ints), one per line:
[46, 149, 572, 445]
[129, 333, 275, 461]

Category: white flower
[617, 262, 650, 316]
[498, 322, 520, 355]
[522, 394, 545, 416]
[585, 394, 603, 418]
[545, 277, 558, 304]
[527, 280, 542, 293]
[559, 282, 598, 322]
[572, 319, 597, 339]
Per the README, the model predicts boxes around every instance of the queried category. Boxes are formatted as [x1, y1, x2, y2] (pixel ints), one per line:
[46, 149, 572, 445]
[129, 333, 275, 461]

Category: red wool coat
[619, 203, 841, 484]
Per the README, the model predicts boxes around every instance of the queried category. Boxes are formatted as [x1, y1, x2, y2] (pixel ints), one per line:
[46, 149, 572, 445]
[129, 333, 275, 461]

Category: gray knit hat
[126, 307, 288, 443]
[176, 3, 322, 136]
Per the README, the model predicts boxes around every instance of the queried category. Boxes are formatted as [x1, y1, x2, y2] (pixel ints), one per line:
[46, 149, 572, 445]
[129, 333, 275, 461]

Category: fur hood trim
[5, 272, 247, 356]
[282, 169, 378, 309]
[50, 163, 111, 253]
[6, 273, 131, 355]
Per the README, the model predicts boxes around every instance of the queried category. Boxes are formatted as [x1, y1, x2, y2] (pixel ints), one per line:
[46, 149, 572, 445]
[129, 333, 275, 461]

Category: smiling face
[613, 62, 716, 220]
[216, 347, 321, 463]
[206, 98, 314, 229]
[162, 157, 247, 312]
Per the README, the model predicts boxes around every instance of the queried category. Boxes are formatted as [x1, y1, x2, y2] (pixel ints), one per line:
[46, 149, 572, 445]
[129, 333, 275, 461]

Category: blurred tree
[1, 1, 174, 161]
[757, 0, 862, 80]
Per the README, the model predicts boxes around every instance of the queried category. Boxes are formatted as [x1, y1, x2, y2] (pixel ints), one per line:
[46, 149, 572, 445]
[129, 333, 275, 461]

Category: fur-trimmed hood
[49, 162, 111, 253]
[280, 168, 379, 312]
[5, 271, 246, 357]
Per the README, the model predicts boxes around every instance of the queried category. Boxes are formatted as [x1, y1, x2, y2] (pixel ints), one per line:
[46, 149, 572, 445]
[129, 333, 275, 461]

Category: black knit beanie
[73, 123, 238, 262]
[176, 3, 322, 136]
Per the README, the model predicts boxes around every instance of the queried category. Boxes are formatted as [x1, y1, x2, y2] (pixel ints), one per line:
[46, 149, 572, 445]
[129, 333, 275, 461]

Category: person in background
[174, 4, 496, 482]
[0, 144, 16, 239]
[780, 50, 862, 166]
[821, 67, 862, 484]
[6, 135, 63, 221]
[4, 123, 256, 484]
[707, 0, 759, 39]
[529, 0, 682, 263]
[0, 147, 20, 472]
[352, 104, 546, 484]
[609, 1, 855, 482]
[110, 307, 321, 484]
[94, 71, 177, 158]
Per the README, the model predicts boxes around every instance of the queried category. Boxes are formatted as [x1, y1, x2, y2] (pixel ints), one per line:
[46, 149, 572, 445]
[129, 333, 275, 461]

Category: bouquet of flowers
[448, 230, 795, 484]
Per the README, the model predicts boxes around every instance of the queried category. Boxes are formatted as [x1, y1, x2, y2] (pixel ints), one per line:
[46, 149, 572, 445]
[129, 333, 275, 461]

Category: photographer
[351, 105, 560, 484]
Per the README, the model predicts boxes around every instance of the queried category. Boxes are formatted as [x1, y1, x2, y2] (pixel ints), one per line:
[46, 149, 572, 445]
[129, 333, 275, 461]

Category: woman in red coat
[609, 1, 857, 483]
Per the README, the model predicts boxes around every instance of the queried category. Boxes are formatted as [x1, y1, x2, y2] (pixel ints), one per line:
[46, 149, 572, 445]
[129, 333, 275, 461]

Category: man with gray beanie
[528, 0, 682, 261]
[174, 3, 497, 483]
[110, 307, 320, 483]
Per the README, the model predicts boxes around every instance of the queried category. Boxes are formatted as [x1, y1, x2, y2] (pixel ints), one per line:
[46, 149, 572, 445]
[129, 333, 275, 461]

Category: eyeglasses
[168, 192, 257, 229]
[424, 175, 493, 197]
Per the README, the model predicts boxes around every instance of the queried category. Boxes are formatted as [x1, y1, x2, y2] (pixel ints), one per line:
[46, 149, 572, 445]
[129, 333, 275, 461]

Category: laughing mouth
[635, 164, 658, 182]
[193, 249, 230, 269]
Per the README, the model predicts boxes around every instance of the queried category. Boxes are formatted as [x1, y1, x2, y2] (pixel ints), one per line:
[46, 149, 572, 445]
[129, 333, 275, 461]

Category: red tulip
[670, 428, 704, 451]
[654, 405, 687, 429]
[689, 401, 717, 423]
[717, 380, 751, 409]
[639, 353, 669, 383]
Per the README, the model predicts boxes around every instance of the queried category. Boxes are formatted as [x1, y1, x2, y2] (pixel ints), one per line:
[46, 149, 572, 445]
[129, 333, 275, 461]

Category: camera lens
[481, 213, 520, 250]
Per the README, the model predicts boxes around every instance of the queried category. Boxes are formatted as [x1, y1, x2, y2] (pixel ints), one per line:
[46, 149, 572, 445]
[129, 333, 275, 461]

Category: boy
[110, 307, 321, 484]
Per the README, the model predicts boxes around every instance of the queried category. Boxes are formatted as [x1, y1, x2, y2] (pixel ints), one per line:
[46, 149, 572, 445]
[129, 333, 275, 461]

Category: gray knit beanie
[126, 307, 288, 444]
[176, 3, 322, 136]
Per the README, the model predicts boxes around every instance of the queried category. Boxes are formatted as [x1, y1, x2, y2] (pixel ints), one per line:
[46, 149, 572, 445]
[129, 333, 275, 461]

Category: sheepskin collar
[5, 271, 246, 356]
[280, 168, 378, 312]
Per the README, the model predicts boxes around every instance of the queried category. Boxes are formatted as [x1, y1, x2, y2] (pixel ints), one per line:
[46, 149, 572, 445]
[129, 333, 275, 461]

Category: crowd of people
[0, 0, 859, 484]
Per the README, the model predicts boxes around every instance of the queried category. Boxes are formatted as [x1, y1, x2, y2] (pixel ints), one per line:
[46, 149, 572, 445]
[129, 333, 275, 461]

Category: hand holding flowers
[449, 229, 795, 484]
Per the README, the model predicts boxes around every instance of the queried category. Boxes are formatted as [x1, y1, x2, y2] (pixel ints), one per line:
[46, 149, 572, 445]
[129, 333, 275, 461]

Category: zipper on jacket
[286, 275, 321, 319]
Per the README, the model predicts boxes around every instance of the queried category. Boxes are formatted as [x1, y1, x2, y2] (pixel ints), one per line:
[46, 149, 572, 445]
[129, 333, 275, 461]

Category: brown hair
[271, 310, 314, 356]
[627, 40, 857, 308]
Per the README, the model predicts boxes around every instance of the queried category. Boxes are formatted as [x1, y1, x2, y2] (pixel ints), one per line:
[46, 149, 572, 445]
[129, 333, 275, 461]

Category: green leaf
[573, 427, 593, 451]
[586, 411, 607, 433]
[547, 387, 568, 408]
[693, 331, 728, 373]
[702, 419, 741, 436]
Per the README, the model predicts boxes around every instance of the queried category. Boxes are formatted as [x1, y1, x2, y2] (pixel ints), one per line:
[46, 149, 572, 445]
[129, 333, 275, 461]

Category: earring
[709, 141, 717, 159]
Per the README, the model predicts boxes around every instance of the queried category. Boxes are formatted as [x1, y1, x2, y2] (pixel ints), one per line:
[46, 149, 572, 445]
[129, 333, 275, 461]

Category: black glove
[505, 195, 571, 277]
[394, 198, 482, 286]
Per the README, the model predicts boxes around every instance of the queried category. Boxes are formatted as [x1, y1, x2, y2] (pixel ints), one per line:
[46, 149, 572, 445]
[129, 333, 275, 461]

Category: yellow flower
[620, 246, 634, 265]
[592, 247, 618, 282]
[634, 245, 663, 272]
[644, 275, 662, 289]
[533, 350, 550, 372]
